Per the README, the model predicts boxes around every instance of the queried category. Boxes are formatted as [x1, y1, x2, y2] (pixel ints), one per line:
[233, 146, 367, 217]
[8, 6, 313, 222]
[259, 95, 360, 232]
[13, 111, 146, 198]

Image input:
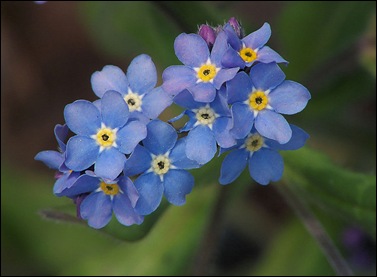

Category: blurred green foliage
[2, 1, 376, 276]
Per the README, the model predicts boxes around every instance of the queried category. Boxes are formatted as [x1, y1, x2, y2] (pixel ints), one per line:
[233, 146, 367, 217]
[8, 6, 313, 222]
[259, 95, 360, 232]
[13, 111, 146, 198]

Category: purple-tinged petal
[224, 23, 242, 50]
[242, 22, 271, 50]
[141, 87, 173, 120]
[268, 80, 311, 115]
[173, 89, 202, 110]
[198, 24, 216, 47]
[188, 82, 216, 103]
[222, 48, 245, 68]
[91, 65, 128, 98]
[143, 120, 177, 155]
[174, 33, 209, 67]
[113, 194, 144, 226]
[101, 90, 129, 128]
[54, 171, 80, 196]
[230, 103, 254, 139]
[162, 65, 197, 97]
[186, 125, 217, 165]
[60, 174, 99, 197]
[257, 46, 288, 64]
[213, 67, 239, 90]
[226, 72, 252, 104]
[255, 110, 292, 144]
[54, 124, 68, 152]
[169, 138, 200, 170]
[117, 121, 147, 154]
[164, 170, 194, 206]
[65, 136, 98, 171]
[34, 150, 64, 169]
[227, 17, 243, 38]
[127, 54, 157, 95]
[64, 100, 101, 136]
[118, 176, 140, 207]
[249, 62, 286, 91]
[123, 145, 152, 176]
[95, 148, 126, 180]
[80, 192, 112, 229]
[213, 117, 237, 148]
[219, 149, 248, 185]
[134, 173, 164, 215]
[266, 124, 309, 151]
[211, 31, 229, 66]
[249, 148, 283, 185]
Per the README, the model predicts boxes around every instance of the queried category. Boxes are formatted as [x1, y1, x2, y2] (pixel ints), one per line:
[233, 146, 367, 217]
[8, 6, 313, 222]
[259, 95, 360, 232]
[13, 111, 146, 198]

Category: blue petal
[80, 192, 113, 229]
[230, 103, 254, 139]
[210, 93, 231, 117]
[101, 90, 129, 128]
[162, 65, 197, 97]
[226, 72, 252, 104]
[266, 124, 309, 151]
[113, 194, 144, 226]
[224, 24, 242, 51]
[219, 149, 249, 185]
[134, 173, 164, 215]
[143, 120, 177, 155]
[249, 148, 283, 185]
[178, 111, 197, 133]
[60, 174, 99, 197]
[210, 31, 229, 66]
[95, 147, 126, 180]
[222, 48, 245, 69]
[268, 80, 311, 115]
[123, 144, 152, 176]
[54, 124, 68, 152]
[65, 136, 99, 171]
[64, 100, 101, 136]
[164, 170, 194, 206]
[242, 22, 271, 50]
[141, 87, 172, 119]
[117, 120, 147, 154]
[54, 171, 80, 196]
[186, 125, 217, 165]
[257, 46, 288, 64]
[213, 117, 237, 148]
[188, 82, 216, 103]
[118, 176, 140, 207]
[249, 63, 286, 91]
[213, 67, 239, 90]
[173, 89, 201, 110]
[255, 110, 292, 144]
[128, 112, 150, 125]
[169, 138, 200, 170]
[34, 150, 64, 169]
[174, 33, 209, 67]
[127, 54, 157, 95]
[91, 65, 128, 98]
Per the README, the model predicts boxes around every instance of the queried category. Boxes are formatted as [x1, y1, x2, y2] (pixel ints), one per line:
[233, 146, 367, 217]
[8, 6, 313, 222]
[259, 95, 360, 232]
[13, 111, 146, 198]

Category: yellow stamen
[197, 64, 217, 82]
[239, 47, 257, 63]
[95, 128, 116, 147]
[100, 182, 120, 195]
[152, 155, 171, 175]
[249, 90, 268, 111]
[245, 134, 264, 152]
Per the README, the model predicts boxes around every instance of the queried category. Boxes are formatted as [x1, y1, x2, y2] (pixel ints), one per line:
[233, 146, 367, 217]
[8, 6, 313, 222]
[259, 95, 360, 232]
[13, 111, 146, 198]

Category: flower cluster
[35, 18, 311, 229]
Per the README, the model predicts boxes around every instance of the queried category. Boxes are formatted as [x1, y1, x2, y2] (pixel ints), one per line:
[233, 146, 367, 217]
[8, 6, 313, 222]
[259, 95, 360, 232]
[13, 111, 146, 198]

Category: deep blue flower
[64, 90, 147, 180]
[219, 125, 309, 185]
[162, 31, 239, 103]
[61, 171, 144, 229]
[123, 120, 200, 215]
[91, 54, 172, 124]
[222, 22, 287, 69]
[226, 62, 311, 144]
[170, 89, 236, 164]
[34, 124, 80, 196]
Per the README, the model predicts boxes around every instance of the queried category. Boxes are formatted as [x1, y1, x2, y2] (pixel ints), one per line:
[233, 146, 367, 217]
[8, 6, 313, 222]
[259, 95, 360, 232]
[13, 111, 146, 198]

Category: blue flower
[219, 125, 309, 185]
[34, 124, 80, 196]
[222, 22, 287, 69]
[226, 62, 311, 144]
[162, 31, 239, 103]
[64, 90, 147, 180]
[123, 120, 200, 215]
[61, 172, 144, 229]
[91, 54, 172, 124]
[170, 89, 236, 164]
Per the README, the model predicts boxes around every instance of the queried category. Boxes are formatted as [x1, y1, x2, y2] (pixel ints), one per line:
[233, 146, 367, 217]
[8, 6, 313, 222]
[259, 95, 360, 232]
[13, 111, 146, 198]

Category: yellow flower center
[152, 155, 171, 175]
[95, 128, 116, 147]
[245, 134, 264, 152]
[197, 64, 217, 82]
[124, 93, 142, 112]
[239, 47, 257, 63]
[249, 90, 268, 111]
[195, 107, 216, 125]
[100, 182, 120, 195]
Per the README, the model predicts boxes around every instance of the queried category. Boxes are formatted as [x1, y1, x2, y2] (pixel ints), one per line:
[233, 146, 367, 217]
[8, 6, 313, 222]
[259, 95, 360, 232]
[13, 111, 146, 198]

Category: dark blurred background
[1, 1, 376, 276]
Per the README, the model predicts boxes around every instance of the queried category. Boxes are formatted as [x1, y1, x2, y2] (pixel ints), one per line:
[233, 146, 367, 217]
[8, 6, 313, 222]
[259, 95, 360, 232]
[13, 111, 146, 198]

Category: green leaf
[282, 147, 376, 238]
